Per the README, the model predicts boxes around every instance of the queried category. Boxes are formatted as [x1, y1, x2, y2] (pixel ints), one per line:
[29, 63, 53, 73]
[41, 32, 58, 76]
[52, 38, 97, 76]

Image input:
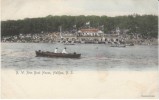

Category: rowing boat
[35, 50, 81, 58]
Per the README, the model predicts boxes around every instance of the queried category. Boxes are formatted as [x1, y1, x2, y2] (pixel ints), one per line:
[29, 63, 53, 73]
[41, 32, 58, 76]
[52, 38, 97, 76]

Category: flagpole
[59, 26, 63, 38]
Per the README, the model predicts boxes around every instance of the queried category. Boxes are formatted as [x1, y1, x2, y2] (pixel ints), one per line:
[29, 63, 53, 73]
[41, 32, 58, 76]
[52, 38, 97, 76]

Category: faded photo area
[1, 0, 158, 99]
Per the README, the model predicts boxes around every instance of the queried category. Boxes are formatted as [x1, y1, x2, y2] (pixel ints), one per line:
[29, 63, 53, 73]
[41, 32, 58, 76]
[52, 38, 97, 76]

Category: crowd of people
[1, 32, 157, 45]
[1, 32, 60, 43]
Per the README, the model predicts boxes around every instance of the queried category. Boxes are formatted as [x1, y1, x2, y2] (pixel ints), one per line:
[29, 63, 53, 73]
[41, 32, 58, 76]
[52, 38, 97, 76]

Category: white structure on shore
[77, 28, 104, 37]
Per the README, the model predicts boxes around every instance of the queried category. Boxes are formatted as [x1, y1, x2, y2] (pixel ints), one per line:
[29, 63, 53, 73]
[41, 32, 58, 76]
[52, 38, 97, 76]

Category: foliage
[1, 15, 158, 38]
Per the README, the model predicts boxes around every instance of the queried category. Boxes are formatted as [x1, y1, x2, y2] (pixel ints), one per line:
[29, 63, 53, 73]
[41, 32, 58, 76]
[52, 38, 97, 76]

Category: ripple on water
[1, 43, 158, 71]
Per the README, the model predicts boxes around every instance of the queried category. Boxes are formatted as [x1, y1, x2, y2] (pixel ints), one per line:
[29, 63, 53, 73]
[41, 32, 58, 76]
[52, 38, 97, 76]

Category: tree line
[1, 15, 158, 38]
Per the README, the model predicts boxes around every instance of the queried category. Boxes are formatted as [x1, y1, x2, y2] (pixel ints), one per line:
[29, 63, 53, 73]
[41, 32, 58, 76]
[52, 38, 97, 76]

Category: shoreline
[1, 32, 158, 45]
[1, 37, 158, 45]
[1, 41, 158, 45]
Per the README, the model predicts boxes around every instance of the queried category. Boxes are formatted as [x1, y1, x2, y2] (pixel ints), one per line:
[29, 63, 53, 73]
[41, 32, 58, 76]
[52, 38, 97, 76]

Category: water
[1, 43, 158, 71]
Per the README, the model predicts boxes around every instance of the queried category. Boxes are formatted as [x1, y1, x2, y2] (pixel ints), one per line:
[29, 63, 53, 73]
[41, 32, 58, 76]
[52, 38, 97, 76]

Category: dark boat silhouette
[110, 45, 126, 47]
[35, 51, 81, 58]
[64, 43, 75, 45]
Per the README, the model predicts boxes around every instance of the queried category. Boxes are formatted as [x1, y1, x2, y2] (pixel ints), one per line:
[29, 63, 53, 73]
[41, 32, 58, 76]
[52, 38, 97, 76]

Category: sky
[1, 0, 158, 20]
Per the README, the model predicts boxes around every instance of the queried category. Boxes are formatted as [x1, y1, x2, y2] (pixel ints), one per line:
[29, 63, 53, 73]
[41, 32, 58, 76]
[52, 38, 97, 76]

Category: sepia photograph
[1, 0, 158, 99]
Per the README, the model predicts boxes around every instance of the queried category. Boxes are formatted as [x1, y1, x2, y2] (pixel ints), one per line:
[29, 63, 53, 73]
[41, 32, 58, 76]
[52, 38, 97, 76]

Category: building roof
[79, 28, 99, 33]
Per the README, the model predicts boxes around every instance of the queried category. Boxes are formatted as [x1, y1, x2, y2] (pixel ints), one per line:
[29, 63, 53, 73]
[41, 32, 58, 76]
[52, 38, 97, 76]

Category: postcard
[1, 0, 158, 99]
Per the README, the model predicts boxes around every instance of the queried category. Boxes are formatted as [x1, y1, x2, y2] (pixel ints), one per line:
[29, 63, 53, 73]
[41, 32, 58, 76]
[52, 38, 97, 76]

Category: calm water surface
[1, 43, 158, 71]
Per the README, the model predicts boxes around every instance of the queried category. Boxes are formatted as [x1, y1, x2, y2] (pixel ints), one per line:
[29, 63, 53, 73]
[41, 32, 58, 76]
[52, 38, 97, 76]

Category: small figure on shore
[62, 47, 67, 54]
[54, 48, 58, 53]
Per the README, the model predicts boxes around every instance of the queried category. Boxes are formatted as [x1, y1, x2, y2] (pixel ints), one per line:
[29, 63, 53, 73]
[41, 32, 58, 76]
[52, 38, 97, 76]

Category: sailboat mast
[59, 26, 63, 38]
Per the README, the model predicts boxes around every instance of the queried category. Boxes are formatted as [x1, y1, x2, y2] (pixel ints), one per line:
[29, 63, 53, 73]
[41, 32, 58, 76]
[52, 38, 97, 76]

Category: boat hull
[35, 51, 81, 58]
[64, 43, 75, 45]
[110, 45, 126, 47]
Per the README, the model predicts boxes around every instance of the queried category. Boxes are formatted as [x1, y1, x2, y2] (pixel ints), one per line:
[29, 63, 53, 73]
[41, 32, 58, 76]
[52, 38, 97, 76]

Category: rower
[54, 48, 58, 53]
[62, 47, 67, 54]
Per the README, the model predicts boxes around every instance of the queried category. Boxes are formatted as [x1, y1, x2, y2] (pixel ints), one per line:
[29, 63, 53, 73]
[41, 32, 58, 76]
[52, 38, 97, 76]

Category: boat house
[77, 28, 104, 37]
[76, 28, 106, 43]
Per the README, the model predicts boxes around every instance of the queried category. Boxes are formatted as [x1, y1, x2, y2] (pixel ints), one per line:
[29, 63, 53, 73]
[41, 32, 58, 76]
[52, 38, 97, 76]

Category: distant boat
[110, 41, 126, 47]
[64, 43, 75, 45]
[64, 41, 75, 45]
[110, 44, 126, 47]
[125, 43, 134, 46]
[80, 41, 85, 44]
[98, 41, 106, 44]
[35, 51, 81, 58]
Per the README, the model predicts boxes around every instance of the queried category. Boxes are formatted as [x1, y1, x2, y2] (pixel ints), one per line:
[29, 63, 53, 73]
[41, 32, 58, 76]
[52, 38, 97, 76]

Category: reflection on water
[1, 43, 158, 71]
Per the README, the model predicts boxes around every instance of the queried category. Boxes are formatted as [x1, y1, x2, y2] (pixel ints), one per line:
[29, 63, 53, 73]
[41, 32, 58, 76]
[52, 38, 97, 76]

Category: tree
[1, 15, 158, 38]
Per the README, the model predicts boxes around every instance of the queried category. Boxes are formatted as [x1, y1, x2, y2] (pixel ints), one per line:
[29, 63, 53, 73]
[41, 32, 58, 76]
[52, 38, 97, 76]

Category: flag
[59, 26, 63, 38]
[86, 21, 90, 25]
[73, 25, 76, 28]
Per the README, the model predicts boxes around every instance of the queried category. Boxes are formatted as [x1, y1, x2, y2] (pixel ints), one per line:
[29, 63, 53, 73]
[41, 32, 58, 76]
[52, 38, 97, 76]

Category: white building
[77, 28, 104, 37]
